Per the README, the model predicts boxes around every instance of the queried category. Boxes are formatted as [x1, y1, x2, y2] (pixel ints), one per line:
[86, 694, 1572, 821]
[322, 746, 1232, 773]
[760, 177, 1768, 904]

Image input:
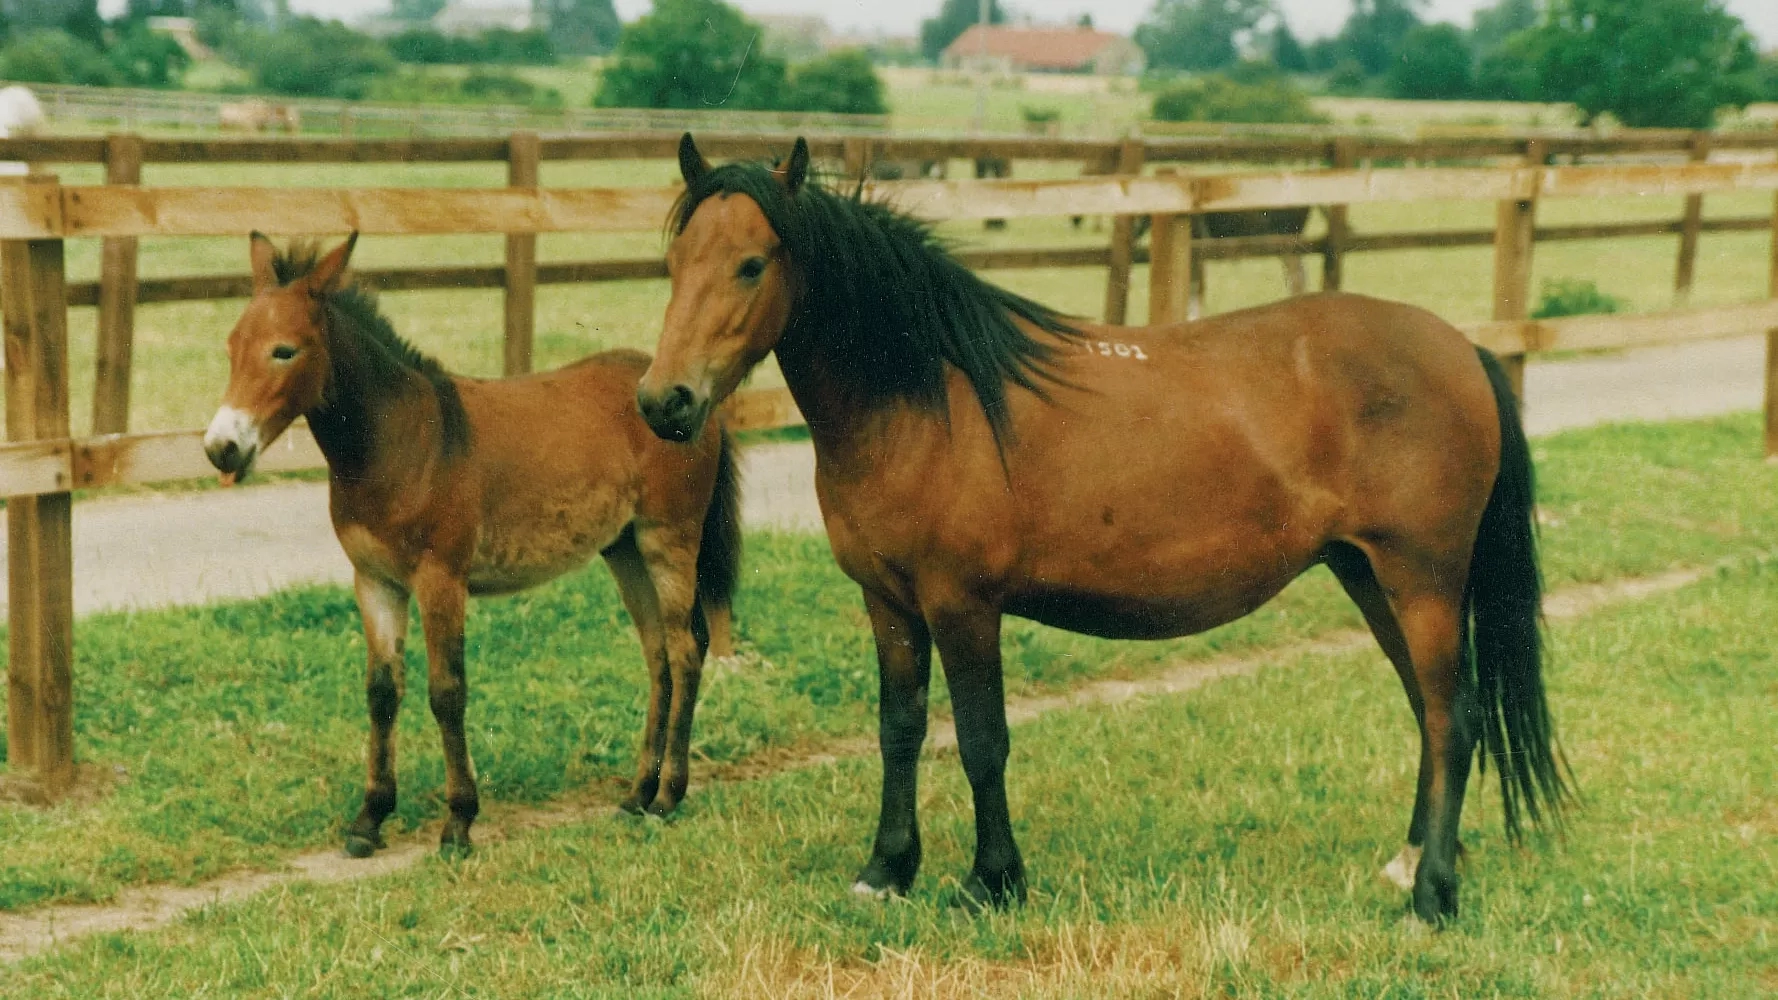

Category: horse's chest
[467, 484, 633, 594]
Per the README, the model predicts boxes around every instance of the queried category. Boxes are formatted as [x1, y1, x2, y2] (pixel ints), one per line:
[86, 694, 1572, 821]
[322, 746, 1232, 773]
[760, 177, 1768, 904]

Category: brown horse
[204, 233, 742, 857]
[637, 135, 1568, 925]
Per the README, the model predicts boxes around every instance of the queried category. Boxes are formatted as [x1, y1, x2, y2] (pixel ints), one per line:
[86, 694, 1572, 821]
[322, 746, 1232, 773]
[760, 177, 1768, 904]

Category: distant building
[756, 14, 831, 62]
[942, 25, 1146, 76]
[432, 3, 536, 36]
[147, 16, 214, 61]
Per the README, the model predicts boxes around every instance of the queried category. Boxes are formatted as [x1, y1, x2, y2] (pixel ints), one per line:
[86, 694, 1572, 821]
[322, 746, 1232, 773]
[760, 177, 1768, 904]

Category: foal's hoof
[342, 832, 382, 859]
[955, 870, 1027, 913]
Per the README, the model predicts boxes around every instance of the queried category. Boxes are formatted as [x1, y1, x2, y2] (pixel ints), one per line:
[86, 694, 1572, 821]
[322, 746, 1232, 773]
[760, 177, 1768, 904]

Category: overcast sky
[101, 0, 1778, 48]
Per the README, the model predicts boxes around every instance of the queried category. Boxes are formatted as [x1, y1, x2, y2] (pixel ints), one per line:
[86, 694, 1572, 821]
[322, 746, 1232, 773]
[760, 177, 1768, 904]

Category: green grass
[0, 414, 1775, 920]
[3, 516, 1774, 996]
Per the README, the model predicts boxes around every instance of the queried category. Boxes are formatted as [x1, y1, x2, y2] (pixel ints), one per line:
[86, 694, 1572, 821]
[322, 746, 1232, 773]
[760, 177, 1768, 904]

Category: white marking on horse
[1382, 843, 1422, 891]
[204, 405, 262, 459]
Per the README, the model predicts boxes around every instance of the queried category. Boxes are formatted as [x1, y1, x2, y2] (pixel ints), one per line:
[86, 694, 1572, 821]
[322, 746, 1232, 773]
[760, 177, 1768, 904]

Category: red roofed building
[941, 25, 1146, 76]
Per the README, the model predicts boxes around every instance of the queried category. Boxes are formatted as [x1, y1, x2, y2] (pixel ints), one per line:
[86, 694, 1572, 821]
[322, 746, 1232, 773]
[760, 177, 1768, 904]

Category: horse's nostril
[666, 384, 695, 415]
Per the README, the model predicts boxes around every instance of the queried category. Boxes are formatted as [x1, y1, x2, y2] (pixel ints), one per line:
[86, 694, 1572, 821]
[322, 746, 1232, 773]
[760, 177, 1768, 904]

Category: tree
[919, 0, 1005, 64]
[1387, 23, 1473, 99]
[391, 0, 447, 20]
[535, 0, 620, 56]
[0, 29, 118, 85]
[782, 49, 887, 114]
[1270, 22, 1307, 72]
[61, 0, 102, 47]
[1151, 70, 1326, 124]
[596, 0, 787, 111]
[1337, 0, 1425, 76]
[244, 16, 395, 99]
[1470, 0, 1537, 56]
[1135, 0, 1274, 73]
[1521, 0, 1761, 127]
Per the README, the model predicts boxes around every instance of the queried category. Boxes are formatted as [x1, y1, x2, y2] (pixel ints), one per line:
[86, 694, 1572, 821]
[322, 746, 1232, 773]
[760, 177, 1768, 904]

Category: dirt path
[0, 561, 1724, 964]
[0, 335, 1760, 618]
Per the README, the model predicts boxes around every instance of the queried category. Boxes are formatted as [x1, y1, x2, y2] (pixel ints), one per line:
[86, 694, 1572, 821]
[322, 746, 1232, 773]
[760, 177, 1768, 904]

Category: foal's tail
[697, 427, 743, 656]
[1466, 348, 1570, 841]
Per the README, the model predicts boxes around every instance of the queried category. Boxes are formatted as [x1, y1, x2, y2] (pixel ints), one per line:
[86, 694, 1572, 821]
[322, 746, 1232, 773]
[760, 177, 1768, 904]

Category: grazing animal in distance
[637, 134, 1568, 926]
[204, 233, 742, 858]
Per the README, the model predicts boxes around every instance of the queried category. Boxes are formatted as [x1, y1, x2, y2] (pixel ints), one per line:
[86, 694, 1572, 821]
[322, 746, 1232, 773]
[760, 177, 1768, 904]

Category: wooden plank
[720, 387, 802, 433]
[1323, 138, 1356, 291]
[139, 138, 510, 164]
[93, 135, 144, 435]
[1490, 142, 1543, 399]
[0, 439, 71, 496]
[1102, 139, 1144, 325]
[0, 178, 63, 240]
[1674, 131, 1710, 306]
[503, 131, 540, 376]
[71, 426, 325, 490]
[1538, 160, 1778, 199]
[1466, 300, 1778, 356]
[2, 234, 75, 801]
[1768, 192, 1778, 459]
[1146, 212, 1192, 325]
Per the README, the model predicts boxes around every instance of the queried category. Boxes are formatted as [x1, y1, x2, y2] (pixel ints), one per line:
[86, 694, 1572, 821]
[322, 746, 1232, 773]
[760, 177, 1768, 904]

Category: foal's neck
[306, 304, 444, 481]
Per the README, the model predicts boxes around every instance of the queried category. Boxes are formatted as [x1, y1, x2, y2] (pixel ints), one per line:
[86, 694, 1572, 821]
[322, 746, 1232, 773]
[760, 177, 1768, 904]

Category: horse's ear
[249, 231, 278, 292]
[782, 137, 810, 195]
[678, 132, 709, 187]
[304, 232, 358, 296]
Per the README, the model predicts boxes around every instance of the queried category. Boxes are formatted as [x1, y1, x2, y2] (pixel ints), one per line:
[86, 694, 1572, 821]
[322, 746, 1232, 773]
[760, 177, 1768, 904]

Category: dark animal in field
[637, 134, 1568, 925]
[204, 234, 742, 858]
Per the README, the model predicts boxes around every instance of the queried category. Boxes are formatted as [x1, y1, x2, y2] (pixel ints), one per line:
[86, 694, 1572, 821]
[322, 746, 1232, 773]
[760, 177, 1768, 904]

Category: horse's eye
[736, 257, 768, 282]
[271, 344, 300, 361]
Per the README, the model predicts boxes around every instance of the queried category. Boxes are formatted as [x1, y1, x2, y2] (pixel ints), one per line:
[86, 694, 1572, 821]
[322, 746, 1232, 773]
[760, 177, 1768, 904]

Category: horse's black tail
[1466, 348, 1570, 841]
[697, 427, 743, 653]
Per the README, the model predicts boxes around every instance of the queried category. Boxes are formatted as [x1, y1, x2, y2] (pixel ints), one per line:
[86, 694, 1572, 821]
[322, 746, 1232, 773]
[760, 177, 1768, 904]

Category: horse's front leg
[853, 591, 933, 898]
[413, 560, 478, 857]
[344, 573, 410, 858]
[929, 601, 1024, 908]
[637, 526, 707, 817]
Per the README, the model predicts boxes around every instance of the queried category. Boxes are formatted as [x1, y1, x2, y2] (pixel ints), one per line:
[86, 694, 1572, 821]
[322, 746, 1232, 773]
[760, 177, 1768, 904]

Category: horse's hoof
[955, 870, 1026, 913]
[617, 796, 647, 817]
[854, 853, 918, 898]
[851, 880, 894, 901]
[342, 833, 380, 859]
[438, 836, 473, 861]
[1411, 868, 1458, 927]
[644, 795, 681, 820]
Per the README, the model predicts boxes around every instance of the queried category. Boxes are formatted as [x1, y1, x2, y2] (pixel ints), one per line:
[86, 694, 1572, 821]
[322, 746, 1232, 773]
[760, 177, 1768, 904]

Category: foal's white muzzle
[203, 406, 262, 476]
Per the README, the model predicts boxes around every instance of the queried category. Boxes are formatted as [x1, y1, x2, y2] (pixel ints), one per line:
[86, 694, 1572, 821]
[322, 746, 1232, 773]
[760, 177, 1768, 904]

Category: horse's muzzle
[203, 406, 261, 476]
[636, 384, 710, 443]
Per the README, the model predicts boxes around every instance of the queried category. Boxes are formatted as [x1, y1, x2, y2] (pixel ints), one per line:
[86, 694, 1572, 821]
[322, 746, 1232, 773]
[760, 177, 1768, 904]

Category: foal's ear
[780, 137, 810, 195]
[678, 132, 709, 187]
[249, 231, 278, 293]
[304, 232, 358, 296]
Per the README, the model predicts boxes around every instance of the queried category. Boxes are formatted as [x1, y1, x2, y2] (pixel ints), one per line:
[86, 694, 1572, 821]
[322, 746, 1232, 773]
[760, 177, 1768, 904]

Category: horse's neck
[306, 315, 441, 483]
[775, 336, 920, 476]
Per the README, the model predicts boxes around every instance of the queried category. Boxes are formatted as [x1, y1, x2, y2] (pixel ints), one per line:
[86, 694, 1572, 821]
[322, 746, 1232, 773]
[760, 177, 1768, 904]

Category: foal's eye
[271, 344, 300, 362]
[736, 257, 768, 282]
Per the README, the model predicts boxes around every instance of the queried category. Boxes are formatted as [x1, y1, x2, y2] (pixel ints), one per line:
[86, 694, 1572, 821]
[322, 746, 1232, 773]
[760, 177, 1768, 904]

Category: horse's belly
[467, 489, 631, 596]
[1005, 575, 1295, 640]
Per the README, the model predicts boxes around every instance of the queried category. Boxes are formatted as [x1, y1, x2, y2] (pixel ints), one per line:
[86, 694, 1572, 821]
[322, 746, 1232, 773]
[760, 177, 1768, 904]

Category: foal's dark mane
[274, 242, 470, 462]
[673, 162, 1081, 439]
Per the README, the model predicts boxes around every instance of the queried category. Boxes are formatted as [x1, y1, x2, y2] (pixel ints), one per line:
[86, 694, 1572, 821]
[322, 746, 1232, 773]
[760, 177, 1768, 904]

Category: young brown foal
[637, 135, 1567, 925]
[205, 233, 741, 857]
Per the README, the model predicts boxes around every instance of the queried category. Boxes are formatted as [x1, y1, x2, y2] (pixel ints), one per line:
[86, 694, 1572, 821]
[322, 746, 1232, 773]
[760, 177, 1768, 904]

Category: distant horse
[637, 135, 1567, 924]
[220, 99, 301, 133]
[0, 85, 46, 178]
[204, 234, 741, 857]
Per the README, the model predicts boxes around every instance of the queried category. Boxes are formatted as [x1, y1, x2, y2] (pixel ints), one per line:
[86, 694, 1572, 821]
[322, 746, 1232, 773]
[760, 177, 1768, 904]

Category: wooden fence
[2, 156, 1778, 802]
[5, 128, 1778, 439]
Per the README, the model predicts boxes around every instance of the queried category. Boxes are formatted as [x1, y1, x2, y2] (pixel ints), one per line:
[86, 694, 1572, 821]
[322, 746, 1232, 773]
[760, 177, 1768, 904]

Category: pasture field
[0, 416, 1774, 995]
[14, 147, 1775, 438]
[0, 414, 1774, 988]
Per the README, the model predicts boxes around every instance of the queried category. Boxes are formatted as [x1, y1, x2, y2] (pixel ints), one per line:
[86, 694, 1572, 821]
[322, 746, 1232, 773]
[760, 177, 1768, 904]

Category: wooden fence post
[842, 137, 871, 182]
[1491, 141, 1545, 403]
[1674, 130, 1711, 306]
[1146, 170, 1192, 325]
[1322, 138, 1357, 292]
[503, 131, 540, 377]
[1103, 138, 1145, 325]
[1765, 191, 1778, 460]
[93, 134, 143, 436]
[2, 180, 76, 803]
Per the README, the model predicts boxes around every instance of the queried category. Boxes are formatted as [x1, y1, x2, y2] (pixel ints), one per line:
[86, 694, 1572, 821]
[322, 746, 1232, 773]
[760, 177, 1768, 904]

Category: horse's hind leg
[603, 531, 671, 815]
[413, 560, 478, 857]
[634, 523, 708, 817]
[345, 573, 410, 858]
[1331, 544, 1476, 923]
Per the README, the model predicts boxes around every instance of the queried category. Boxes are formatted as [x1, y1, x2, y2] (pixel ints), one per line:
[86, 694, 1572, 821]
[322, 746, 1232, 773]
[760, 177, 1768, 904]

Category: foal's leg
[1325, 546, 1431, 889]
[603, 532, 671, 815]
[413, 560, 478, 857]
[930, 603, 1025, 908]
[344, 573, 410, 858]
[636, 524, 708, 817]
[853, 591, 933, 898]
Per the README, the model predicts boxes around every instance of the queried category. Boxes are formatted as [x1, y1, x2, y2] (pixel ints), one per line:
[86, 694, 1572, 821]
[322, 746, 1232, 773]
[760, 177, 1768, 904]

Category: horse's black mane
[672, 160, 1081, 439]
[273, 241, 470, 460]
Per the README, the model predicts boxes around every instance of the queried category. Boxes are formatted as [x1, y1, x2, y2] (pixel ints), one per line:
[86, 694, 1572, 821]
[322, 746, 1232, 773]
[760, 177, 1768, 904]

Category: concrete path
[0, 334, 1763, 617]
